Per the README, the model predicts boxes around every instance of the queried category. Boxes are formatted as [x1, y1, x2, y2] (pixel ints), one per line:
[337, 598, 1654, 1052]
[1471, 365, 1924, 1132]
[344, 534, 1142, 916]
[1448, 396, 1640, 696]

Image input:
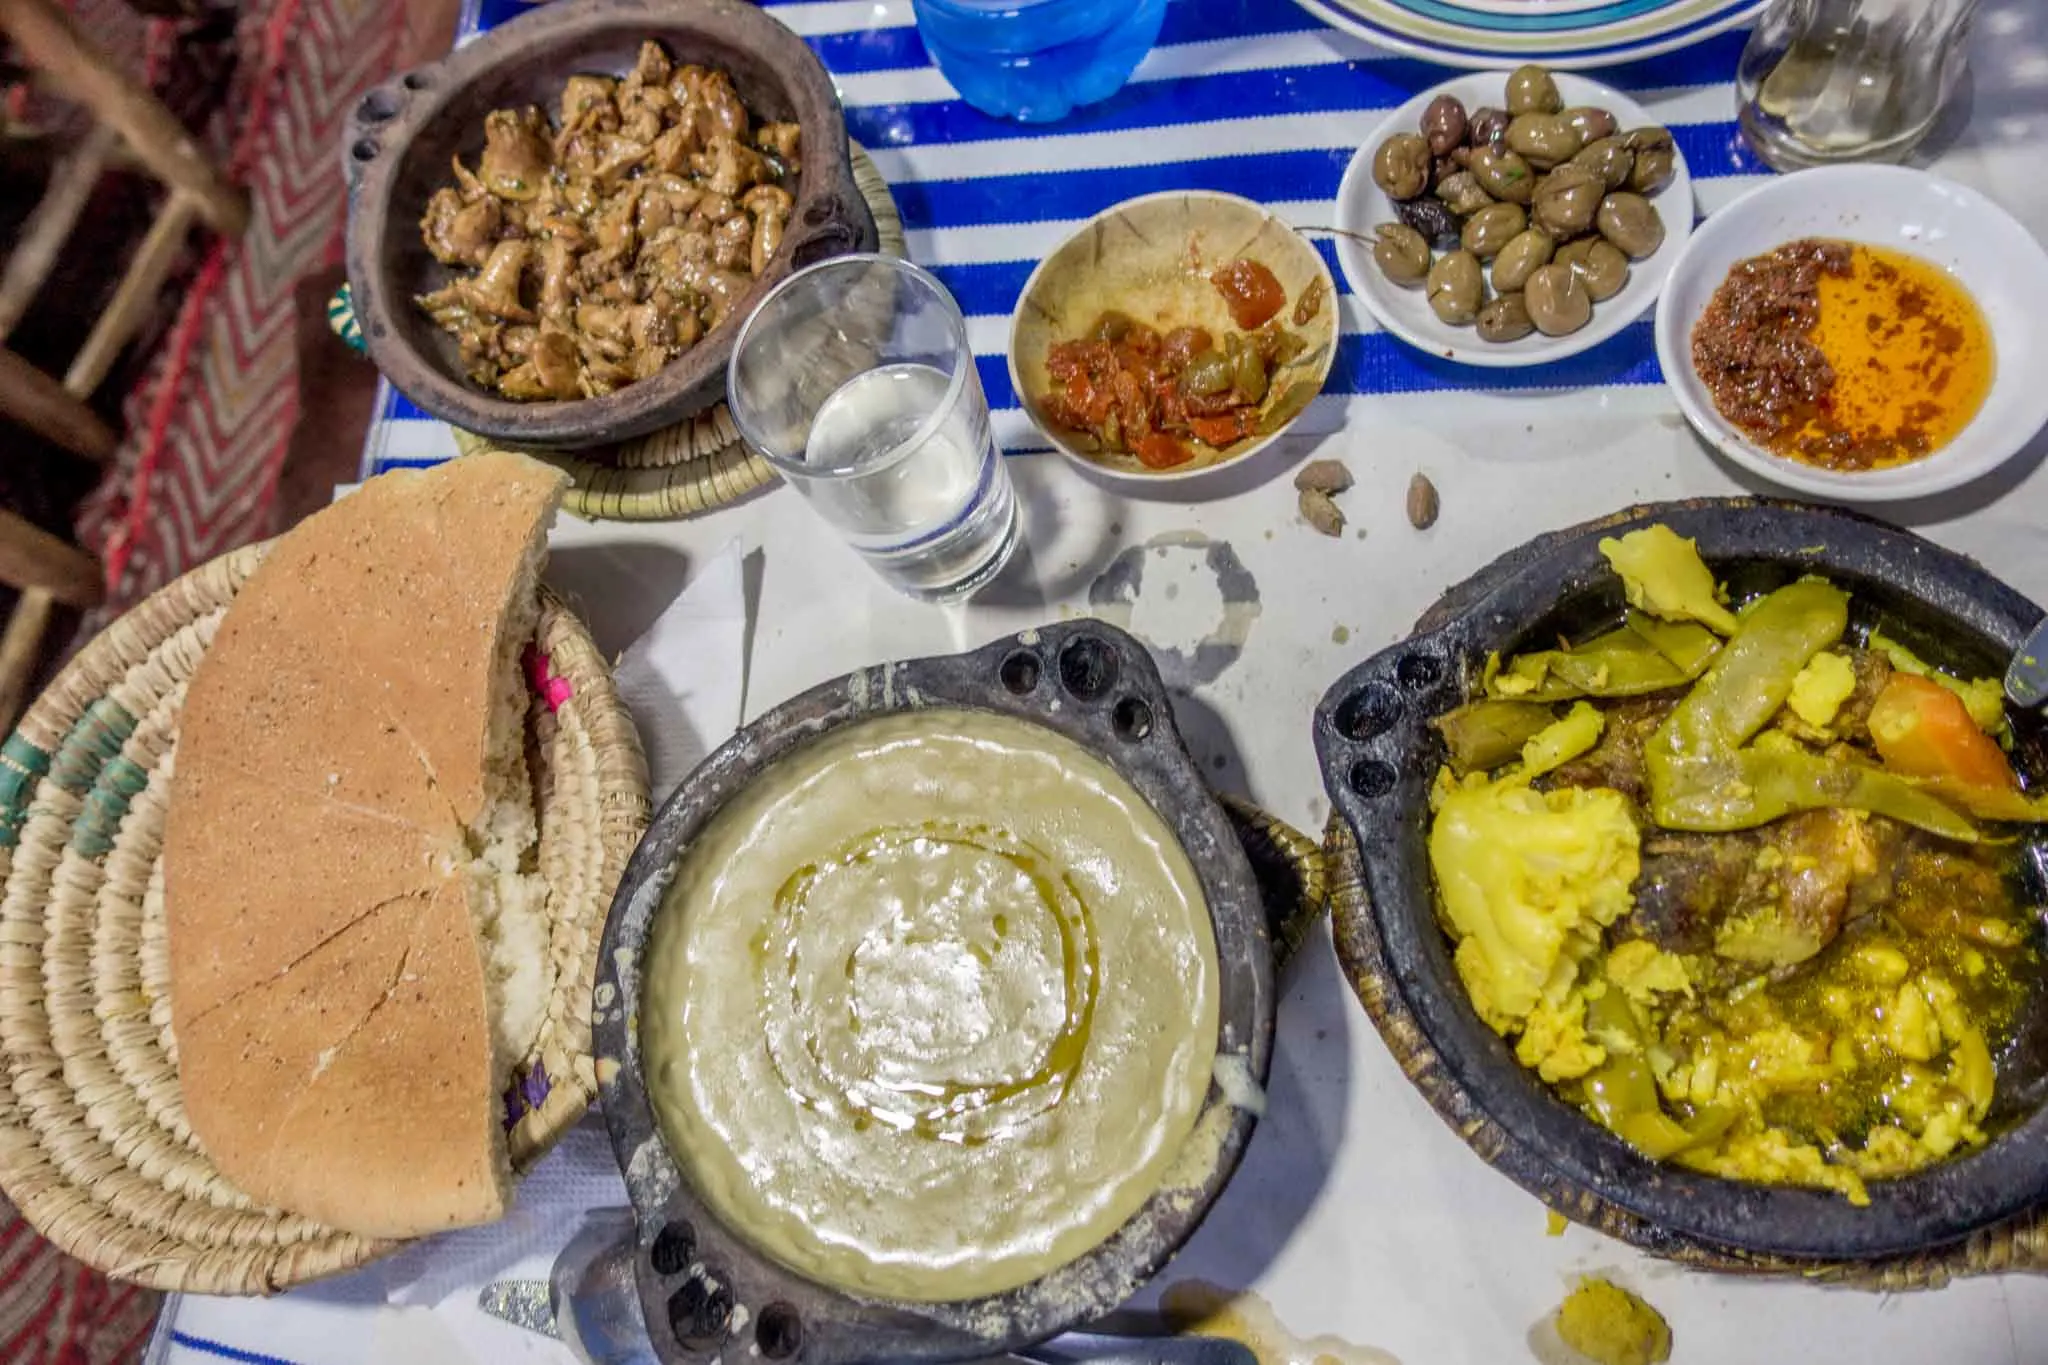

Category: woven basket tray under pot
[0, 542, 652, 1293]
[1324, 816, 2048, 1292]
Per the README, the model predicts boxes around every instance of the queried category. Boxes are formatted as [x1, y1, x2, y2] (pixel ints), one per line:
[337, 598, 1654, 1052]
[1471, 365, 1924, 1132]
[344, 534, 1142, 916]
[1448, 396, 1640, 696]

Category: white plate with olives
[1333, 67, 1693, 368]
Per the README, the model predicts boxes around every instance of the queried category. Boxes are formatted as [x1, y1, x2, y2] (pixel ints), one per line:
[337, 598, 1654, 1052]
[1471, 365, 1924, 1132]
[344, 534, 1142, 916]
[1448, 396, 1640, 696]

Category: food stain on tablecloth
[1162, 1279, 1402, 1365]
[1087, 532, 1261, 689]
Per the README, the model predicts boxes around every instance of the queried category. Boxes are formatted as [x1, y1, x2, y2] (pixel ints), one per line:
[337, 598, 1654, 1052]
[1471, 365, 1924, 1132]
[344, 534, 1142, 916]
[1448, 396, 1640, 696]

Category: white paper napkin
[611, 537, 748, 802]
[161, 536, 753, 1365]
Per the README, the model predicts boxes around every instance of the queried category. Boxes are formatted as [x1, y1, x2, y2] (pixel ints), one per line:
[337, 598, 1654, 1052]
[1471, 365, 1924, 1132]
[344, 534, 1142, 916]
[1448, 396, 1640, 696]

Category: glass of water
[727, 255, 1019, 602]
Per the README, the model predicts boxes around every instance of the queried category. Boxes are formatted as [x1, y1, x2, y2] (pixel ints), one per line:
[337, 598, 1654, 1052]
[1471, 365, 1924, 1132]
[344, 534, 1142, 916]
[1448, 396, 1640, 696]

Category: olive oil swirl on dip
[641, 711, 1220, 1301]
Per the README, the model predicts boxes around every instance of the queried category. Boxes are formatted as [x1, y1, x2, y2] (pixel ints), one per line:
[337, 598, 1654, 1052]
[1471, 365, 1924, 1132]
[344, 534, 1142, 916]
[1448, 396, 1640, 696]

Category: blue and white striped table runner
[363, 0, 1771, 475]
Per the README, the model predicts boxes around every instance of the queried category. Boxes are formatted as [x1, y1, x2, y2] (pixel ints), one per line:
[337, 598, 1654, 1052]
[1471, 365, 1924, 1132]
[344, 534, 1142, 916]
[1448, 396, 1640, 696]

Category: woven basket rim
[0, 538, 650, 1293]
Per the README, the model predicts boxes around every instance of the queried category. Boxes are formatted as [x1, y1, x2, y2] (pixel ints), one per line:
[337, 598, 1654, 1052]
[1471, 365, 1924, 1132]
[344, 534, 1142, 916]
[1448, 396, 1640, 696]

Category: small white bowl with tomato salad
[1655, 165, 2048, 502]
[1009, 191, 1339, 483]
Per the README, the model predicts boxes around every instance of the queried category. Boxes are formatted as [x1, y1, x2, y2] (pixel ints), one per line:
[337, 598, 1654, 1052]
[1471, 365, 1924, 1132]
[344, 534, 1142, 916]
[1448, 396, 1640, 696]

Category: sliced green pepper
[1657, 579, 1849, 759]
[1487, 621, 1714, 703]
[1646, 746, 1978, 842]
[1577, 990, 1736, 1160]
[1624, 612, 1721, 676]
[1431, 699, 1557, 776]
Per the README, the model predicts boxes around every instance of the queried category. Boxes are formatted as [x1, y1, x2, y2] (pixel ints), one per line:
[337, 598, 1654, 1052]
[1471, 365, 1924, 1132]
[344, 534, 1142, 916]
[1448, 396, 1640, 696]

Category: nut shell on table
[1406, 472, 1440, 529]
[1396, 195, 1462, 246]
[1476, 292, 1536, 343]
[1490, 227, 1555, 293]
[1571, 136, 1635, 191]
[1373, 132, 1432, 199]
[1372, 222, 1433, 285]
[1468, 145, 1536, 204]
[1554, 236, 1630, 301]
[1426, 249, 1484, 325]
[1505, 113, 1584, 170]
[1596, 191, 1665, 258]
[1524, 261, 1592, 336]
[1422, 94, 1469, 156]
[1467, 105, 1511, 149]
[1531, 164, 1606, 239]
[1294, 458, 1353, 494]
[1505, 63, 1562, 116]
[1560, 106, 1619, 144]
[1460, 202, 1526, 261]
[1434, 170, 1495, 217]
[1300, 488, 1346, 537]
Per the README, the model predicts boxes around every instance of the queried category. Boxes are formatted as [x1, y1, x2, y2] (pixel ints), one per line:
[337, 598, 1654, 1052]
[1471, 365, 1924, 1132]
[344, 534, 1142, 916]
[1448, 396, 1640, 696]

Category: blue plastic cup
[912, 0, 1168, 123]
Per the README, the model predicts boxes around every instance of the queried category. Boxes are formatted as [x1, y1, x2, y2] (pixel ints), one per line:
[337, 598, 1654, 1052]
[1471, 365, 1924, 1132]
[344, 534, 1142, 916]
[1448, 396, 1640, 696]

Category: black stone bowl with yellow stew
[1313, 498, 2048, 1264]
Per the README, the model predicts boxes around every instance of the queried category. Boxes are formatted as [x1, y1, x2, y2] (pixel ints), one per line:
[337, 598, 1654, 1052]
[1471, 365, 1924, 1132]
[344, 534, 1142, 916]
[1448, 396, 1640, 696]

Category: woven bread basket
[1324, 815, 2048, 1291]
[0, 542, 652, 1293]
[444, 142, 906, 520]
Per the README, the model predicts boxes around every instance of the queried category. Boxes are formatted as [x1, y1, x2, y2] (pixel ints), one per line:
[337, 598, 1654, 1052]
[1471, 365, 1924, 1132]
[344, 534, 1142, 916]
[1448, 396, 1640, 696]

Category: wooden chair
[0, 0, 250, 727]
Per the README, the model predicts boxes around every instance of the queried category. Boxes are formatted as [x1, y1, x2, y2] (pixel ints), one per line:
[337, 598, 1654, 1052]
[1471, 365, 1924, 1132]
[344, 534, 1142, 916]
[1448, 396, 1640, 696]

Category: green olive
[1505, 113, 1584, 170]
[1524, 262, 1592, 336]
[1468, 145, 1536, 204]
[1621, 125, 1675, 154]
[1433, 169, 1494, 217]
[1558, 237, 1630, 301]
[1373, 132, 1432, 200]
[1630, 143, 1676, 195]
[1560, 106, 1619, 144]
[1597, 191, 1666, 259]
[1476, 292, 1535, 343]
[1490, 226, 1555, 293]
[1531, 164, 1606, 240]
[1460, 202, 1527, 261]
[1426, 248, 1483, 325]
[1505, 64, 1562, 116]
[1372, 221, 1432, 286]
[1570, 136, 1635, 191]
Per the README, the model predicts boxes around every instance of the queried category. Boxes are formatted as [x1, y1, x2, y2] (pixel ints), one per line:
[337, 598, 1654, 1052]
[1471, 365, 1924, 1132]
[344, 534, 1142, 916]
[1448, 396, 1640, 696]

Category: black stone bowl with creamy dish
[593, 621, 1282, 1364]
[1312, 497, 2048, 1270]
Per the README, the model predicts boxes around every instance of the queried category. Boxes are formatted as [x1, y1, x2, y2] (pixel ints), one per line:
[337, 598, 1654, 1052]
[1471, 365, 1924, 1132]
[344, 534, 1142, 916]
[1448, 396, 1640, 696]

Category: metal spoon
[2006, 615, 2048, 709]
[1011, 1331, 1260, 1365]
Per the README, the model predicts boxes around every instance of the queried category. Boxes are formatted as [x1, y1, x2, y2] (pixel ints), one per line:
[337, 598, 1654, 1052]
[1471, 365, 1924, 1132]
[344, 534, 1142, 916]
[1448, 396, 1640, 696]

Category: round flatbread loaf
[163, 451, 568, 1240]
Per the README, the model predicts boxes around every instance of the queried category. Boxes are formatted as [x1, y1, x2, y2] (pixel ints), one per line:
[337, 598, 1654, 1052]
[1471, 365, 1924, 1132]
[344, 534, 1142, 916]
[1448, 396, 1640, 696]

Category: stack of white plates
[1294, 0, 1765, 69]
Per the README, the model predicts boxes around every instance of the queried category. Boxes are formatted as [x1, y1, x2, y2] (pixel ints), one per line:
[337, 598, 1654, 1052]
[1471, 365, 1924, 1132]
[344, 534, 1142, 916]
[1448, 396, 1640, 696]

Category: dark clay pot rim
[594, 620, 1275, 1364]
[342, 0, 875, 449]
[1313, 497, 2048, 1262]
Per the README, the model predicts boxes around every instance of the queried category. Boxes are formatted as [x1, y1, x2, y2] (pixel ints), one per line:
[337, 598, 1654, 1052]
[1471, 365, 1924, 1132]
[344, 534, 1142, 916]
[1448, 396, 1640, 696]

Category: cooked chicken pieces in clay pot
[416, 39, 800, 402]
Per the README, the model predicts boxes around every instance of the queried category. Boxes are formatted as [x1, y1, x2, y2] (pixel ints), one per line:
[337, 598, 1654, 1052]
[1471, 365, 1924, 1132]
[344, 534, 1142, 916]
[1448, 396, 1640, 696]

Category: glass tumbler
[912, 0, 1167, 123]
[727, 255, 1019, 603]
[1736, 0, 1979, 170]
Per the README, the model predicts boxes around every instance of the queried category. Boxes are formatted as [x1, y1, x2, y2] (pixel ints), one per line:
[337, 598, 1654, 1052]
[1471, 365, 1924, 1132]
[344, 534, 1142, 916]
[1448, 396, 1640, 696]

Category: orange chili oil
[1694, 238, 1994, 472]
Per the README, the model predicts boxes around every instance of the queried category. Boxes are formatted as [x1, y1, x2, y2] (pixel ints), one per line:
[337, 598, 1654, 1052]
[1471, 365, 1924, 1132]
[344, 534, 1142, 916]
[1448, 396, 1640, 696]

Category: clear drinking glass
[1736, 0, 1979, 170]
[727, 255, 1019, 602]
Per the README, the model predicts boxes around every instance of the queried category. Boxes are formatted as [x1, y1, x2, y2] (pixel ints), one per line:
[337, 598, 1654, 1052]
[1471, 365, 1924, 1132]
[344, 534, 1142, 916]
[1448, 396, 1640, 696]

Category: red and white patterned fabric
[75, 0, 404, 623]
